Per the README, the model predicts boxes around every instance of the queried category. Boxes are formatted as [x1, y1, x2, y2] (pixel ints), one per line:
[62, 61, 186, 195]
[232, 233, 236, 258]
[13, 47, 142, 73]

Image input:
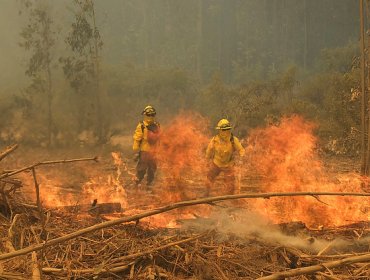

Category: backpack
[230, 133, 235, 149]
[140, 121, 160, 145]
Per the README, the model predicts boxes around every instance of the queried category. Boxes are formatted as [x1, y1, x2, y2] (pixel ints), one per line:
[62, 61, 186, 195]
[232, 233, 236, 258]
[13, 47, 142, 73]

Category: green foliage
[197, 67, 298, 136]
[61, 0, 102, 91]
[317, 44, 359, 73]
[61, 0, 104, 141]
[195, 73, 228, 121]
[293, 43, 361, 154]
[18, 0, 56, 146]
[20, 5, 54, 79]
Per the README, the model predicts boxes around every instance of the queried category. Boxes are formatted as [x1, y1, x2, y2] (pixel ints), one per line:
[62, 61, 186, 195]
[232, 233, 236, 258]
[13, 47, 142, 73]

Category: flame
[22, 152, 129, 209]
[78, 152, 128, 208]
[121, 112, 214, 227]
[18, 114, 369, 229]
[246, 115, 369, 228]
[39, 177, 76, 208]
[155, 112, 210, 203]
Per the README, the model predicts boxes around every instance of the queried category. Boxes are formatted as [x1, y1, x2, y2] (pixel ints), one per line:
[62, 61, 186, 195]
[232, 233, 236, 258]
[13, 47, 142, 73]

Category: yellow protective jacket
[133, 120, 160, 152]
[206, 134, 245, 168]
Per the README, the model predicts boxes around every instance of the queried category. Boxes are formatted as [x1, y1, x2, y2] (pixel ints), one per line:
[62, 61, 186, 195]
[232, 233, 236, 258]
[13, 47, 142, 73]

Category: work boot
[146, 180, 154, 193]
[134, 179, 142, 188]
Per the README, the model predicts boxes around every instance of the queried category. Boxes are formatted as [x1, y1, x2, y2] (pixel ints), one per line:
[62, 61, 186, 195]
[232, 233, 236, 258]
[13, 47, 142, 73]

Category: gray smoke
[182, 208, 362, 254]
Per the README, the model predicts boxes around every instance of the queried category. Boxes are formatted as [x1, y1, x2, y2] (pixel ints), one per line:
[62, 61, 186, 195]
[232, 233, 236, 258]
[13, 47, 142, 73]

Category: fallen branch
[42, 261, 135, 275]
[0, 191, 369, 261]
[0, 144, 18, 162]
[257, 252, 370, 279]
[0, 272, 27, 280]
[0, 156, 98, 179]
[59, 202, 122, 214]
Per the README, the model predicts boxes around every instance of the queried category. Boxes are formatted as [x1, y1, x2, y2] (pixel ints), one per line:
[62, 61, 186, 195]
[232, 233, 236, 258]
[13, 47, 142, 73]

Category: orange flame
[21, 114, 369, 229]
[246, 115, 369, 228]
[155, 112, 210, 203]
[32, 153, 129, 209]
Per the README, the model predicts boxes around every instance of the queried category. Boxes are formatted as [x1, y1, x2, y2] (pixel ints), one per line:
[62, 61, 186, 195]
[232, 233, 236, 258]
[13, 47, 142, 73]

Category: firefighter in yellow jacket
[205, 119, 245, 196]
[133, 105, 160, 188]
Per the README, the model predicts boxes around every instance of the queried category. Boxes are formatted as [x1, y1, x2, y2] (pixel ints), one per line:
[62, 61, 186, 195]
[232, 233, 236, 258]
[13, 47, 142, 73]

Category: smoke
[182, 207, 357, 254]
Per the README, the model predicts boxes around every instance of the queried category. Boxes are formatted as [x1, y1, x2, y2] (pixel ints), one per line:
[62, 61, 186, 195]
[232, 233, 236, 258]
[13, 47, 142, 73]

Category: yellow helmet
[142, 105, 156, 116]
[216, 119, 232, 130]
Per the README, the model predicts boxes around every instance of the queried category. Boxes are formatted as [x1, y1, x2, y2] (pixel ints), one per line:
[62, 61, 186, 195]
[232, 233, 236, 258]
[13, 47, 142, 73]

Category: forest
[0, 0, 361, 155]
[0, 1, 370, 280]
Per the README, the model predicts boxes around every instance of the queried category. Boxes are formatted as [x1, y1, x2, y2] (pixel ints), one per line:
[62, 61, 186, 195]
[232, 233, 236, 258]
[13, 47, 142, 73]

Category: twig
[6, 214, 22, 252]
[0, 156, 98, 179]
[42, 260, 135, 275]
[0, 144, 18, 162]
[354, 262, 370, 275]
[112, 232, 208, 263]
[197, 253, 228, 280]
[19, 203, 38, 210]
[316, 271, 341, 280]
[0, 272, 27, 280]
[31, 168, 45, 231]
[257, 252, 370, 279]
[0, 191, 369, 261]
[311, 195, 330, 206]
[317, 240, 335, 256]
[31, 251, 41, 280]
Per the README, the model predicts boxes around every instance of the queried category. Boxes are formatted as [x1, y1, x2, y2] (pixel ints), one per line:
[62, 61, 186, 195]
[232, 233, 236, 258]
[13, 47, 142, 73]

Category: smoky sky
[0, 0, 359, 91]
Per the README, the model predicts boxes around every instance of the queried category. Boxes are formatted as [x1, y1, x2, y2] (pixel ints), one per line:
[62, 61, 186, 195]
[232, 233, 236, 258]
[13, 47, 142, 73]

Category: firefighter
[133, 105, 161, 189]
[205, 119, 245, 196]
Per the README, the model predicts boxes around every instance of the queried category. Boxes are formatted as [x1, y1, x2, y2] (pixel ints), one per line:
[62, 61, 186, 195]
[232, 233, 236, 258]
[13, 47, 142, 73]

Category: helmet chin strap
[144, 115, 155, 123]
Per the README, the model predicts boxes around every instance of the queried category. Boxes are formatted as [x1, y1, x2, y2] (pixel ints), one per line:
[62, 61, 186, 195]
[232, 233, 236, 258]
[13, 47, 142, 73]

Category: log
[55, 202, 122, 214]
[0, 191, 369, 261]
[257, 253, 370, 279]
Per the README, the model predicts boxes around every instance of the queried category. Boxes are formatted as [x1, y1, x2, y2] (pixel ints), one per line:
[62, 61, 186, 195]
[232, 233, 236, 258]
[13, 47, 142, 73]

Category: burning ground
[0, 114, 369, 279]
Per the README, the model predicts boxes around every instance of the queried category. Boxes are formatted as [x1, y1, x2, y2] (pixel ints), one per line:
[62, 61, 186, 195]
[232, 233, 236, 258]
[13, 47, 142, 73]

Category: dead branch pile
[1, 210, 369, 280]
[0, 144, 369, 280]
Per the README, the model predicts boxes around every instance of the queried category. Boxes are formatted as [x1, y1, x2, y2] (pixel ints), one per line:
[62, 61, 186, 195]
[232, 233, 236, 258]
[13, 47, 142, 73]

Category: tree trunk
[219, 0, 237, 82]
[42, 12, 54, 147]
[196, 0, 203, 82]
[46, 59, 53, 147]
[142, 0, 149, 69]
[303, 0, 308, 70]
[360, 0, 367, 174]
[90, 0, 104, 143]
